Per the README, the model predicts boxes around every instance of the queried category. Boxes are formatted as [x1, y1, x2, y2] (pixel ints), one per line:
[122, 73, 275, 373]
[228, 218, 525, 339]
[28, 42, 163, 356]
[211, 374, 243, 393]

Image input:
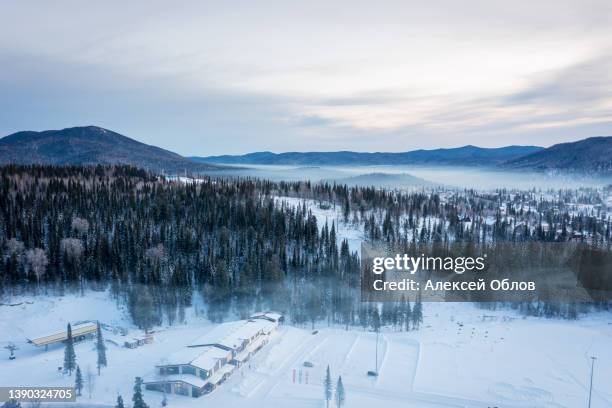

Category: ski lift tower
[4, 342, 19, 360]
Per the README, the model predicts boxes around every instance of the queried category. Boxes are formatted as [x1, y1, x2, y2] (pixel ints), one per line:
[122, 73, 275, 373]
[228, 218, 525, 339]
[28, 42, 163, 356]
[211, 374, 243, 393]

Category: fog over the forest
[202, 165, 612, 190]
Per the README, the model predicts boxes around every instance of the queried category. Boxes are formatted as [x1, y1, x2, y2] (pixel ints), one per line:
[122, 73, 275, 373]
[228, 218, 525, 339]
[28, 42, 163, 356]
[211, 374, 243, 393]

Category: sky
[1, 0, 612, 156]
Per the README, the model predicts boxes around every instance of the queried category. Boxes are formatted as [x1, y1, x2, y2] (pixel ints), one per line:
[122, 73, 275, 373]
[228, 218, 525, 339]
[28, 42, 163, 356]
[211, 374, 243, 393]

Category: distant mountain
[335, 172, 436, 188]
[504, 136, 612, 174]
[0, 126, 221, 173]
[191, 145, 543, 167]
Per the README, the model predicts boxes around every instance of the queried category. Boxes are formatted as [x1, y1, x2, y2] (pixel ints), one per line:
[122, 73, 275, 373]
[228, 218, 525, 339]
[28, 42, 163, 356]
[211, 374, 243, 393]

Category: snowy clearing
[1, 293, 611, 408]
[275, 196, 364, 253]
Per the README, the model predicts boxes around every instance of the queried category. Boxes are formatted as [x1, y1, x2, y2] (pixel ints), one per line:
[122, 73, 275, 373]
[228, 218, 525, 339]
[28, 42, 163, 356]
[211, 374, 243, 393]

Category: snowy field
[275, 196, 364, 253]
[1, 196, 610, 407]
[1, 292, 611, 408]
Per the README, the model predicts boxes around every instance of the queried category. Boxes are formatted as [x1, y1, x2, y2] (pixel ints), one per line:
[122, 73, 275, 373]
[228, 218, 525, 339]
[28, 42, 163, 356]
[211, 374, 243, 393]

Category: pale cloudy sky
[1, 0, 612, 155]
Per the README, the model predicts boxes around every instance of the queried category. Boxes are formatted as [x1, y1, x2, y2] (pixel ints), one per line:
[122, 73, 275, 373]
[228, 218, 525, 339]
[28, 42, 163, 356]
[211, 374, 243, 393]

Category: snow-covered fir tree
[63, 323, 76, 375]
[74, 365, 83, 396]
[132, 377, 149, 408]
[335, 376, 345, 407]
[324, 365, 332, 408]
[96, 321, 107, 375]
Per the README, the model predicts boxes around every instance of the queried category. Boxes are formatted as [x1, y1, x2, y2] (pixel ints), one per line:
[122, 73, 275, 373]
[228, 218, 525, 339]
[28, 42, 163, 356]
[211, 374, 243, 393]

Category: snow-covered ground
[1, 293, 611, 408]
[1, 195, 610, 407]
[275, 196, 364, 253]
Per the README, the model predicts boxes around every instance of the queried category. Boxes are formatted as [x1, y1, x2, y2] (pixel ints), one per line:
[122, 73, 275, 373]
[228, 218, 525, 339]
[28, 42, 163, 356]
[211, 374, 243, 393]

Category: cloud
[504, 54, 612, 106]
[291, 115, 336, 128]
[1, 0, 612, 153]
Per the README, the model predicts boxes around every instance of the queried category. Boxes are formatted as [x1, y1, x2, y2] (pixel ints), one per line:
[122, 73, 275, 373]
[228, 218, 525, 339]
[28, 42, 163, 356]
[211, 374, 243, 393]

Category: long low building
[144, 312, 282, 398]
[27, 322, 97, 349]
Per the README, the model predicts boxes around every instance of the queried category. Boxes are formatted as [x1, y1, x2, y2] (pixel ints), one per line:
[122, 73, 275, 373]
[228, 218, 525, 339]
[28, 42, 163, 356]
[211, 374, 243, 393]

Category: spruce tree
[96, 321, 107, 375]
[412, 294, 423, 330]
[132, 377, 149, 408]
[63, 323, 76, 375]
[324, 365, 332, 408]
[335, 376, 345, 407]
[404, 298, 412, 331]
[115, 395, 125, 408]
[1, 400, 21, 408]
[75, 365, 83, 396]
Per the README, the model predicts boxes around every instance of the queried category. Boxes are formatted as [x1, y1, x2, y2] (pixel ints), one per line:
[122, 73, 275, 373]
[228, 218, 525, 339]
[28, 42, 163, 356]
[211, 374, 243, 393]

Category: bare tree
[146, 244, 171, 284]
[4, 238, 24, 258]
[60, 238, 84, 261]
[60, 237, 85, 292]
[145, 244, 166, 263]
[71, 217, 90, 235]
[25, 248, 48, 283]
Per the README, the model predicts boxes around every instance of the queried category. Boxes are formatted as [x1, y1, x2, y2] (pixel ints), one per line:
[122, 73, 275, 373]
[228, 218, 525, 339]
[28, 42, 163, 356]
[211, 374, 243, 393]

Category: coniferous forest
[0, 165, 367, 330]
[0, 165, 610, 331]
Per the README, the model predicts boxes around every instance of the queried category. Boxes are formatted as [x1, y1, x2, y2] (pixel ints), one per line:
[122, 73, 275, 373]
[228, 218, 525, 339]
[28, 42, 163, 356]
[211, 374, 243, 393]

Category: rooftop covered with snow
[188, 318, 276, 351]
[27, 322, 97, 347]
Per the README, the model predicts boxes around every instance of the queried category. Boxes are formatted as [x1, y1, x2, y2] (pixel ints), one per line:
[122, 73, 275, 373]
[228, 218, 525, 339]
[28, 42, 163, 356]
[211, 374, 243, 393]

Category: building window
[175, 383, 189, 396]
[161, 366, 179, 375]
[181, 365, 196, 375]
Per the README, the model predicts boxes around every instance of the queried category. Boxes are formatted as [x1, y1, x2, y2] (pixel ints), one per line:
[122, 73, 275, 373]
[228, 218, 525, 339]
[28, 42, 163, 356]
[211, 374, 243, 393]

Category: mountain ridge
[0, 126, 222, 173]
[2, 126, 610, 175]
[190, 145, 544, 166]
[503, 136, 612, 174]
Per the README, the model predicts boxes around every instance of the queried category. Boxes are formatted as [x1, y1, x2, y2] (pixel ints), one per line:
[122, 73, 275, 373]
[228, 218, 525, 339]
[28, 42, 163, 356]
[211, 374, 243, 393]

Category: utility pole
[374, 330, 379, 374]
[588, 356, 596, 408]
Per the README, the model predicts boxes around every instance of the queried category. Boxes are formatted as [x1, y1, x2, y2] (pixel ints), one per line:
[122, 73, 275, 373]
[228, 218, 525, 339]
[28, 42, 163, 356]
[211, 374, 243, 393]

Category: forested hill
[191, 145, 543, 166]
[504, 136, 612, 174]
[0, 126, 222, 173]
[0, 165, 361, 328]
[0, 165, 609, 328]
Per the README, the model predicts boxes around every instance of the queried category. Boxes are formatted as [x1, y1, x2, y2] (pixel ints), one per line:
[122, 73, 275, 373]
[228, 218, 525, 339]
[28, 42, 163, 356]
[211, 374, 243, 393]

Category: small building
[124, 339, 139, 349]
[124, 335, 154, 349]
[145, 345, 233, 397]
[250, 311, 284, 325]
[27, 322, 97, 350]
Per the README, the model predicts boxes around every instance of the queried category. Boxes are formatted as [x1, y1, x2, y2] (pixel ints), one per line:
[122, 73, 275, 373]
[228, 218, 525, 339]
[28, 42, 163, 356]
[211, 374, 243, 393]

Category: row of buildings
[27, 321, 148, 351]
[144, 312, 283, 398]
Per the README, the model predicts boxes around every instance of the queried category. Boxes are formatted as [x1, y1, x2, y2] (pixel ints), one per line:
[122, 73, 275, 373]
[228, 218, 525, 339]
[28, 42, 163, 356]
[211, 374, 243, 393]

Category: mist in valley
[203, 164, 612, 191]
